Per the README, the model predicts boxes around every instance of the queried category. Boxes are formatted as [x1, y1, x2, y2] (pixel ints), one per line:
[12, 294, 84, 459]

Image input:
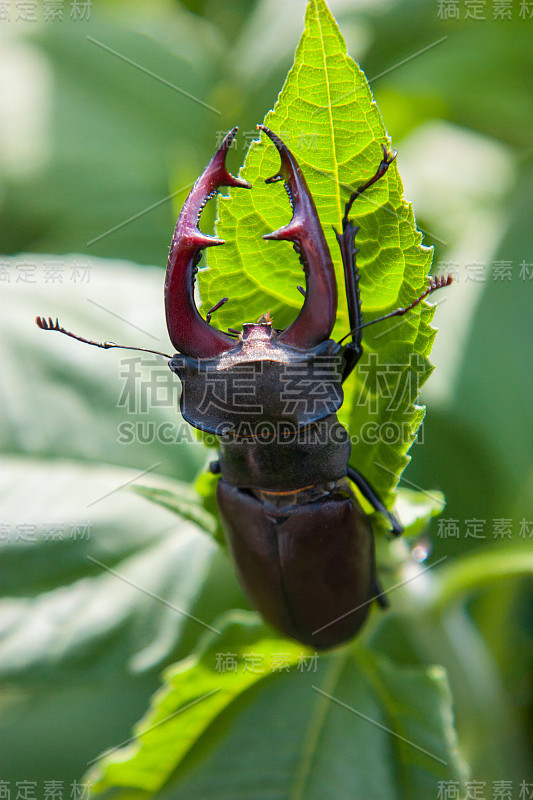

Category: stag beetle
[37, 125, 451, 648]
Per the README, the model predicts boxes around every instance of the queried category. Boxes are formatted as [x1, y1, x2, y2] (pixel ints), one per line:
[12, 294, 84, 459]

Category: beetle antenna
[35, 316, 173, 358]
[338, 274, 453, 345]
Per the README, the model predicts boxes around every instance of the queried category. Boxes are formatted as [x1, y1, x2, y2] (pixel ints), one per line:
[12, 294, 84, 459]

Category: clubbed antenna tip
[338, 273, 453, 345]
[35, 315, 172, 358]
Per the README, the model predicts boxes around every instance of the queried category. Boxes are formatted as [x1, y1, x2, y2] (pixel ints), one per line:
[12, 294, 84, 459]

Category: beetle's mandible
[37, 125, 451, 648]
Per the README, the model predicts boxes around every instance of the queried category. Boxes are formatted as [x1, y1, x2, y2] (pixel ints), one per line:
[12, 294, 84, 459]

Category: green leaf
[0, 13, 223, 266]
[0, 457, 245, 782]
[130, 476, 229, 549]
[371, 486, 445, 573]
[394, 487, 445, 537]
[200, 0, 437, 507]
[131, 484, 217, 539]
[0, 458, 218, 676]
[453, 165, 533, 497]
[86, 613, 303, 794]
[194, 470, 227, 547]
[432, 546, 533, 614]
[87, 615, 467, 799]
[0, 254, 204, 481]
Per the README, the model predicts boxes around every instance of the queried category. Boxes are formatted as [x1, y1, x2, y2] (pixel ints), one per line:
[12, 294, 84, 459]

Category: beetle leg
[165, 127, 251, 358]
[336, 213, 363, 383]
[373, 578, 389, 609]
[342, 145, 397, 227]
[335, 146, 397, 382]
[258, 125, 338, 348]
[347, 465, 403, 536]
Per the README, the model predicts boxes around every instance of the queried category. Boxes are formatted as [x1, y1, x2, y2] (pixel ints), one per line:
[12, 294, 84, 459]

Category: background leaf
[201, 0, 436, 505]
[87, 615, 467, 800]
[0, 254, 204, 479]
[0, 456, 251, 783]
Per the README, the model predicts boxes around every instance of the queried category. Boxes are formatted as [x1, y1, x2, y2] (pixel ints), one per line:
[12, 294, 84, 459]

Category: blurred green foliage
[0, 0, 532, 796]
